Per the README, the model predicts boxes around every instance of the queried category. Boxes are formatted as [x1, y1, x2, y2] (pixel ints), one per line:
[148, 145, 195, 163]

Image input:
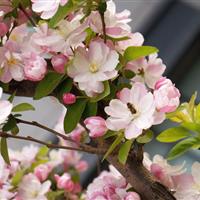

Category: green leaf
[64, 99, 87, 133]
[47, 190, 64, 200]
[103, 130, 117, 139]
[98, 0, 107, 14]
[195, 103, 200, 123]
[12, 103, 35, 112]
[11, 169, 25, 187]
[124, 46, 159, 63]
[12, 0, 30, 8]
[118, 140, 133, 165]
[188, 92, 197, 120]
[137, 130, 154, 144]
[181, 122, 200, 133]
[103, 132, 123, 161]
[83, 102, 97, 118]
[157, 127, 190, 143]
[3, 115, 17, 132]
[167, 137, 200, 160]
[123, 70, 135, 79]
[8, 90, 16, 103]
[1, 138, 10, 165]
[49, 0, 76, 28]
[36, 146, 49, 159]
[90, 81, 110, 102]
[34, 72, 64, 100]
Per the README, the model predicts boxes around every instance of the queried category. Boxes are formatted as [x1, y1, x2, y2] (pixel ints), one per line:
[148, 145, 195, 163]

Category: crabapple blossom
[17, 174, 51, 200]
[126, 53, 166, 89]
[51, 54, 68, 74]
[63, 93, 76, 105]
[23, 52, 47, 81]
[89, 0, 131, 38]
[54, 173, 74, 191]
[0, 22, 8, 37]
[154, 77, 180, 113]
[70, 124, 85, 143]
[0, 87, 13, 124]
[68, 41, 119, 97]
[105, 83, 155, 139]
[34, 164, 52, 182]
[150, 155, 186, 189]
[31, 0, 68, 19]
[0, 156, 10, 185]
[84, 116, 107, 138]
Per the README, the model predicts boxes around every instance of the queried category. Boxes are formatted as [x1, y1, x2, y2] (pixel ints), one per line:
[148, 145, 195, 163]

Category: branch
[0, 132, 105, 155]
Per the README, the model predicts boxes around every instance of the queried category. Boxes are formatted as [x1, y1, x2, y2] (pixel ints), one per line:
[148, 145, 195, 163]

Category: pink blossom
[117, 32, 144, 52]
[23, 52, 47, 81]
[17, 173, 51, 200]
[84, 116, 107, 138]
[63, 93, 76, 105]
[68, 41, 119, 97]
[54, 173, 74, 191]
[0, 155, 10, 185]
[124, 192, 141, 200]
[70, 124, 85, 143]
[75, 160, 88, 172]
[150, 155, 186, 189]
[34, 164, 52, 182]
[51, 54, 68, 74]
[0, 87, 13, 124]
[0, 22, 8, 37]
[31, 0, 68, 19]
[154, 77, 180, 113]
[88, 0, 131, 38]
[105, 83, 155, 139]
[126, 53, 166, 88]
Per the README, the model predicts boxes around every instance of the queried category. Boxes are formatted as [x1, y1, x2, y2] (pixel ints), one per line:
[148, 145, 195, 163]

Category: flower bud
[0, 22, 8, 37]
[54, 173, 74, 191]
[51, 54, 68, 74]
[34, 164, 51, 182]
[63, 93, 76, 105]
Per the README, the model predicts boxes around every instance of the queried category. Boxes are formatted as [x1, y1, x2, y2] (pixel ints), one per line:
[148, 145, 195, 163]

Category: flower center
[7, 57, 18, 66]
[138, 68, 144, 76]
[127, 103, 137, 115]
[89, 63, 99, 73]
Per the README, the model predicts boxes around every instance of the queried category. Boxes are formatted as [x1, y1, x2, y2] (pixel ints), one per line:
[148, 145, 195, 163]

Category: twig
[18, 3, 36, 26]
[100, 12, 107, 43]
[0, 132, 105, 155]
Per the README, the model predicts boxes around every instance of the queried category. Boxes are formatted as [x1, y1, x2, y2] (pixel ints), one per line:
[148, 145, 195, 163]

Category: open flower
[17, 173, 51, 200]
[0, 87, 13, 124]
[105, 83, 155, 139]
[68, 41, 119, 97]
[126, 53, 166, 89]
[31, 0, 68, 19]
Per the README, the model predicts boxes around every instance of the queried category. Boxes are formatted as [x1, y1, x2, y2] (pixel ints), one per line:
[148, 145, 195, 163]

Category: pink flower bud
[72, 183, 82, 193]
[75, 161, 88, 172]
[154, 77, 180, 113]
[34, 164, 51, 182]
[63, 93, 76, 105]
[84, 116, 107, 138]
[54, 173, 74, 191]
[70, 124, 85, 143]
[0, 22, 8, 37]
[51, 54, 68, 74]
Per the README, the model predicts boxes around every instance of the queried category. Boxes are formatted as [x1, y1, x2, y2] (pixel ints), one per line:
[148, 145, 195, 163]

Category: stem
[18, 3, 36, 27]
[0, 132, 104, 155]
[100, 12, 107, 43]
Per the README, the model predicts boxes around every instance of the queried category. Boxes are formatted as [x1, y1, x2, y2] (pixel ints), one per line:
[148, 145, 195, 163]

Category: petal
[192, 162, 200, 186]
[39, 181, 51, 195]
[0, 100, 12, 124]
[106, 117, 130, 131]
[125, 122, 142, 139]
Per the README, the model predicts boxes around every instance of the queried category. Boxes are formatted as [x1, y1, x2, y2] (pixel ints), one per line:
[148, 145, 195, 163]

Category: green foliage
[157, 127, 190, 143]
[103, 132, 124, 161]
[124, 46, 159, 63]
[12, 103, 35, 112]
[90, 81, 110, 102]
[11, 169, 25, 187]
[0, 138, 10, 164]
[167, 137, 200, 160]
[83, 102, 97, 118]
[47, 190, 64, 200]
[64, 99, 88, 133]
[137, 130, 154, 144]
[103, 130, 117, 139]
[12, 0, 31, 8]
[3, 115, 18, 133]
[123, 70, 135, 79]
[34, 72, 64, 100]
[118, 140, 133, 165]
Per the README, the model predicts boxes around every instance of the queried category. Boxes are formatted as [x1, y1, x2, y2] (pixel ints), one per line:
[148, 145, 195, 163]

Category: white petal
[106, 117, 130, 131]
[0, 100, 13, 124]
[125, 122, 142, 139]
[192, 162, 200, 186]
[39, 181, 51, 195]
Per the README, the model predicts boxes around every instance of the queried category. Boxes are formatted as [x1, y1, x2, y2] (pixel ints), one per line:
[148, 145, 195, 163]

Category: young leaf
[195, 103, 200, 123]
[34, 72, 64, 100]
[118, 140, 133, 165]
[156, 127, 190, 143]
[137, 130, 154, 144]
[12, 103, 35, 112]
[167, 137, 199, 160]
[103, 133, 124, 161]
[11, 169, 25, 187]
[188, 92, 197, 120]
[124, 46, 159, 63]
[181, 122, 200, 133]
[90, 81, 110, 102]
[103, 130, 117, 139]
[1, 138, 10, 164]
[3, 115, 17, 132]
[83, 102, 97, 118]
[64, 99, 87, 133]
[8, 90, 16, 103]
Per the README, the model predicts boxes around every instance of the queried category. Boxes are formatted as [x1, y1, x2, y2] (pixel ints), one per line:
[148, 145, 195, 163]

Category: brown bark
[5, 81, 176, 200]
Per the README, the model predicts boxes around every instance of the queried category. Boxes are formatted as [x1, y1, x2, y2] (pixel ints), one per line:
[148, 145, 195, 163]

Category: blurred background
[3, 0, 200, 184]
